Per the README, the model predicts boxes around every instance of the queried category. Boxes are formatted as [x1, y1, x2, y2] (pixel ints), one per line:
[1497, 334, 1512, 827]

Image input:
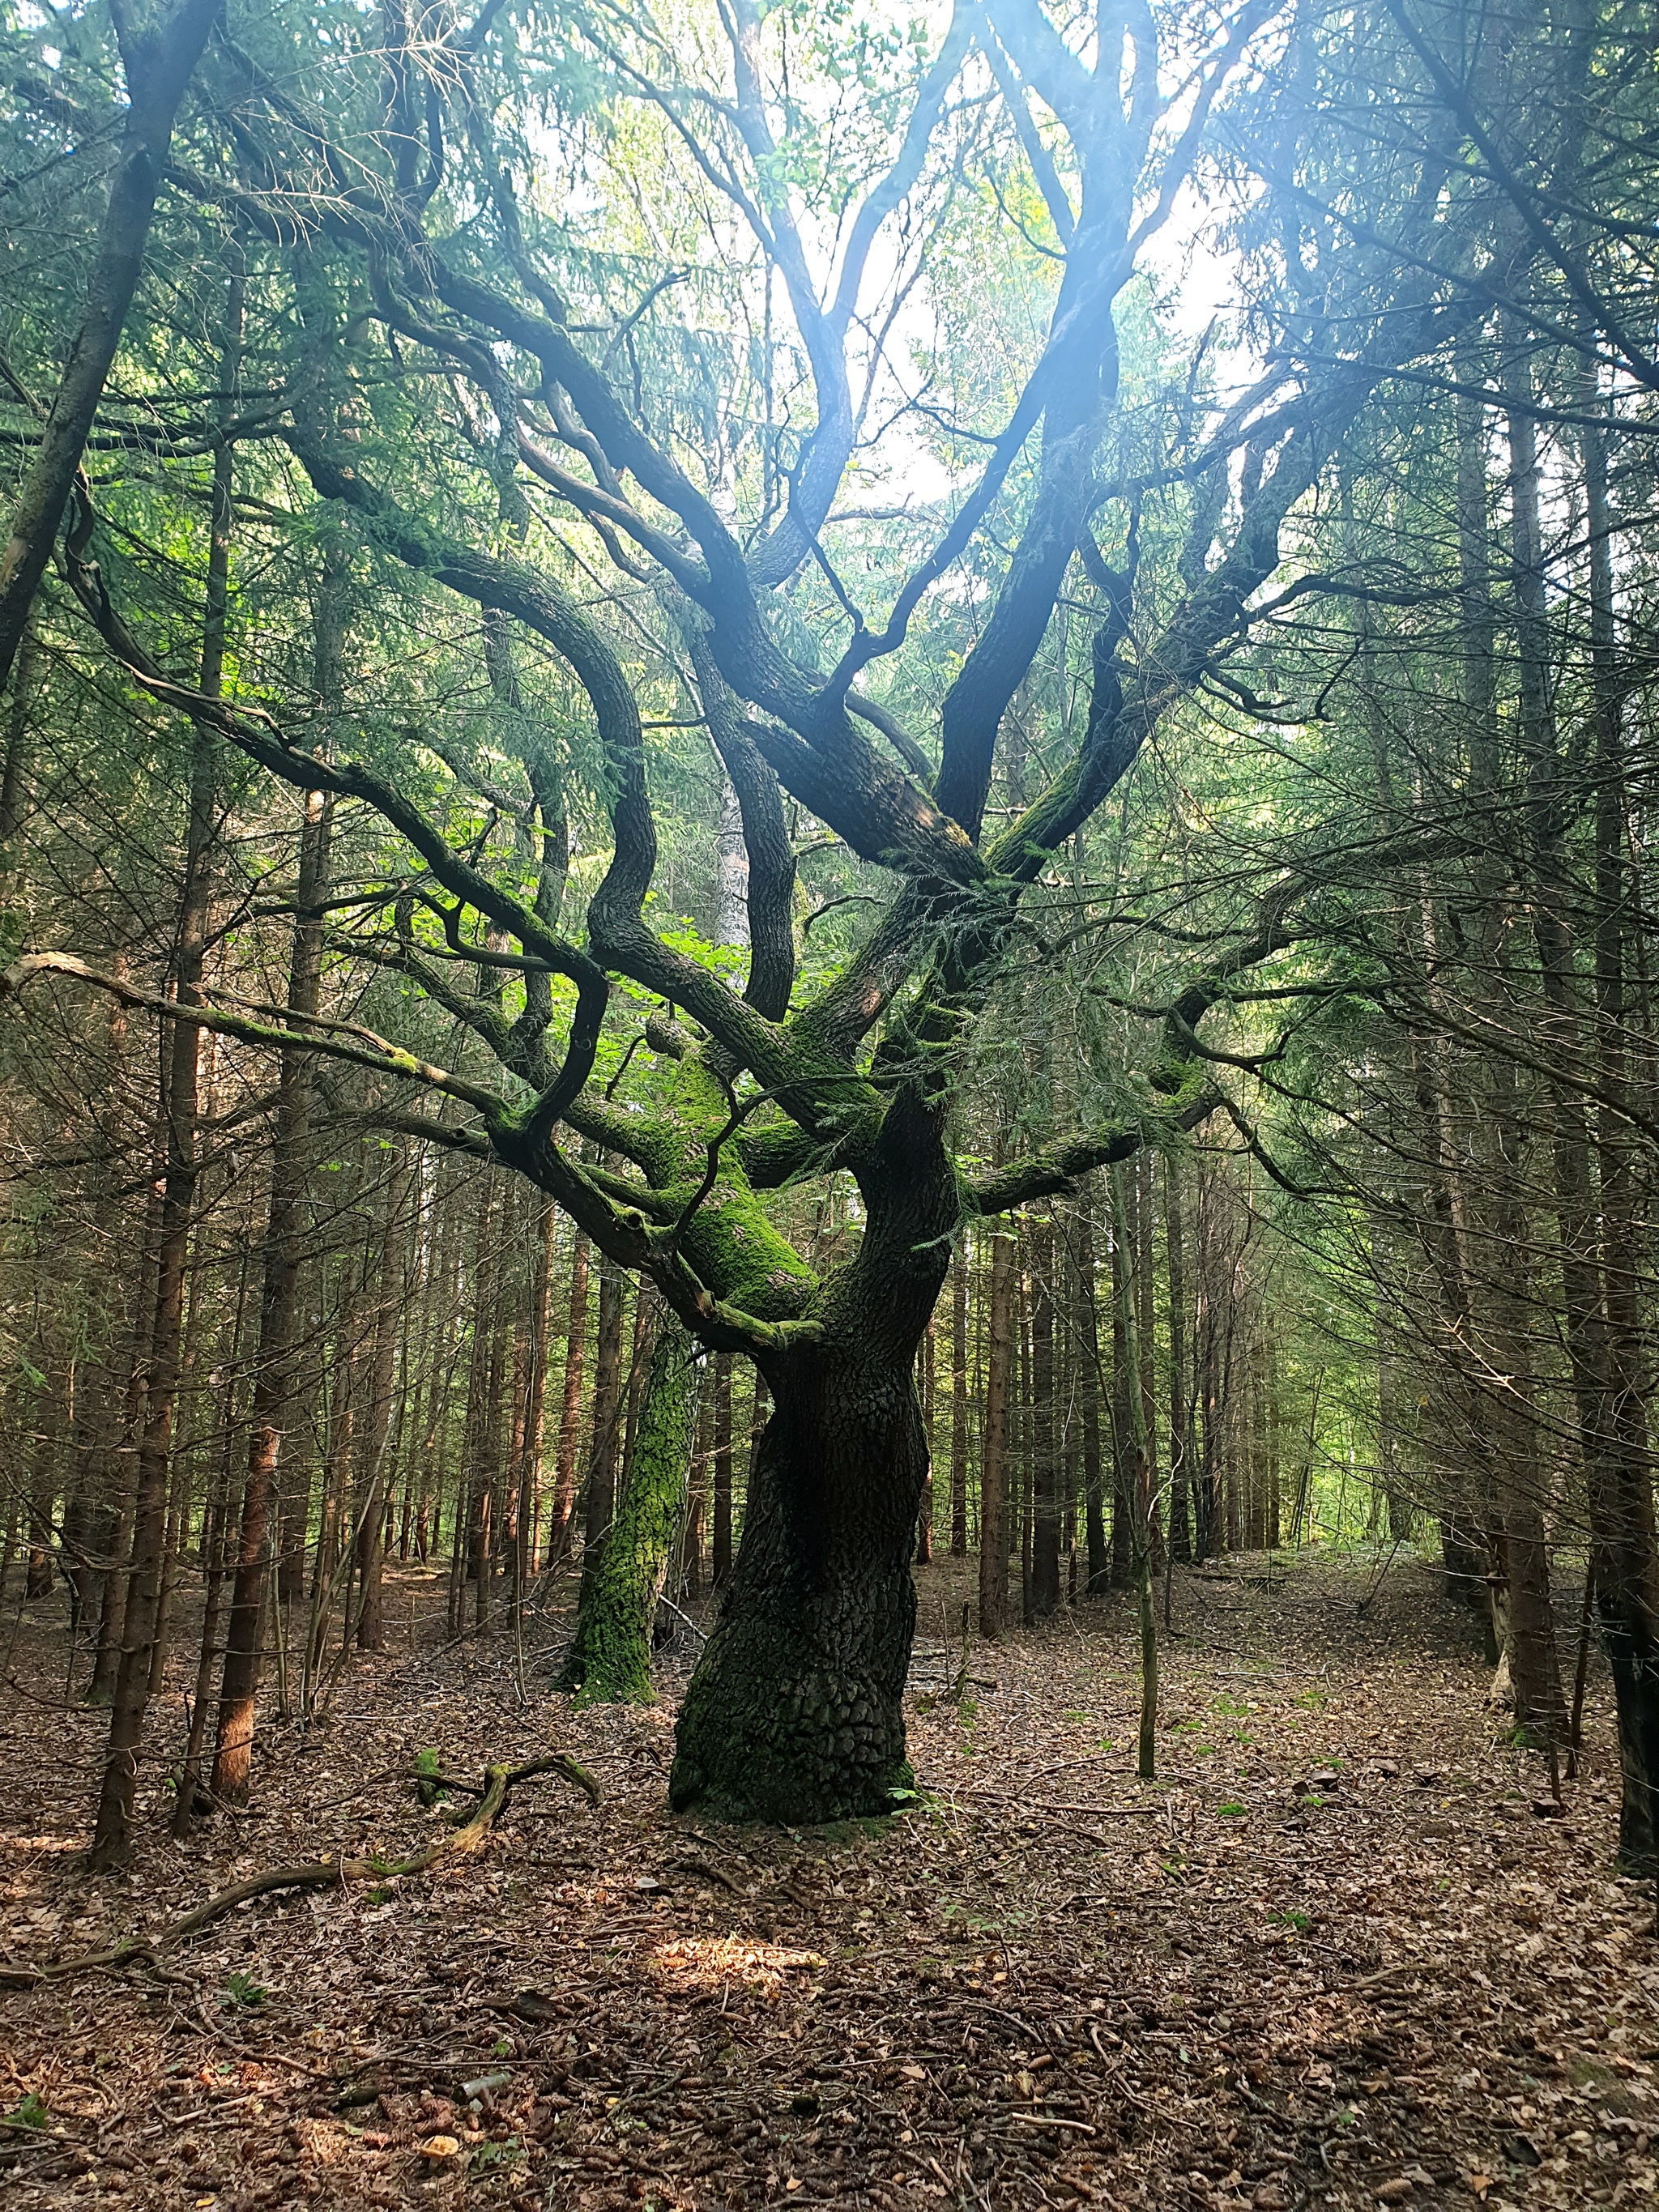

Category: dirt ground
[1, 1549, 1654, 2210]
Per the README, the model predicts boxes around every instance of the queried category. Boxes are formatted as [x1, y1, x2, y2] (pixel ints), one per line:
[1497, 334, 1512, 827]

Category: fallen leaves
[0, 1552, 1654, 2209]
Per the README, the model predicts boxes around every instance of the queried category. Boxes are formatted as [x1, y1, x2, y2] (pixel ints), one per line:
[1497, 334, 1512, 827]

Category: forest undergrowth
[2, 1555, 1653, 2212]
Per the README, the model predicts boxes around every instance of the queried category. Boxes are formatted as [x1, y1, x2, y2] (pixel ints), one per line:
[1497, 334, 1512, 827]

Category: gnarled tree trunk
[671, 1114, 953, 1823]
[669, 1332, 928, 1822]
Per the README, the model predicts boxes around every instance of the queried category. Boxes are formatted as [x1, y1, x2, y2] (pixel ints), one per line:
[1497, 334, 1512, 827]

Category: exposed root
[0, 1750, 600, 1989]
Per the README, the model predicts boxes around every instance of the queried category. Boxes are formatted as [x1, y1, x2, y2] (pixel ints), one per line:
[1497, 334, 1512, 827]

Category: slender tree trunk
[516, 1193, 557, 1589]
[1165, 1153, 1192, 1564]
[1066, 1204, 1107, 1593]
[85, 262, 239, 1858]
[354, 1144, 410, 1652]
[1029, 1211, 1060, 1616]
[949, 1240, 969, 1557]
[1580, 383, 1659, 1870]
[89, 1206, 159, 1707]
[211, 565, 335, 1798]
[23, 1356, 63, 1601]
[547, 1229, 589, 1561]
[680, 1359, 712, 1601]
[915, 1319, 935, 1563]
[0, 620, 37, 897]
[88, 745, 214, 1867]
[1111, 1166, 1158, 1774]
[1136, 1156, 1162, 1570]
[616, 1289, 652, 1504]
[978, 1217, 1015, 1639]
[586, 1259, 628, 1565]
[173, 1420, 235, 1835]
[1110, 1177, 1134, 1583]
[0, 0, 224, 688]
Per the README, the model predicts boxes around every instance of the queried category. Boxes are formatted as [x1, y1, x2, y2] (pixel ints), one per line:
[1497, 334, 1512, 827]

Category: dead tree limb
[0, 1752, 600, 1988]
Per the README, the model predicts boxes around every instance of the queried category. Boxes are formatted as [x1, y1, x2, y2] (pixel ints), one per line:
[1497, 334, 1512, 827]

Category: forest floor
[1, 1549, 1654, 2212]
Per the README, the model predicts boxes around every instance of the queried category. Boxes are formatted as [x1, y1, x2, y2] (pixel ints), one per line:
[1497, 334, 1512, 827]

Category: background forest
[1, 0, 1657, 1976]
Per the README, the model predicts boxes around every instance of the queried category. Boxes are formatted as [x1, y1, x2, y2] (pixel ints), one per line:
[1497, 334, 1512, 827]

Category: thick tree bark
[671, 1110, 954, 1822]
[669, 1332, 927, 1821]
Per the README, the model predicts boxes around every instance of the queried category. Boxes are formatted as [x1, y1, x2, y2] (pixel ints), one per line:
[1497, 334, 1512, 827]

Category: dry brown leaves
[0, 1551, 1654, 2211]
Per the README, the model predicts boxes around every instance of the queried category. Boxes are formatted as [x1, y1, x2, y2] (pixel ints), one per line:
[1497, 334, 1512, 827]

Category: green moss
[560, 1319, 697, 1704]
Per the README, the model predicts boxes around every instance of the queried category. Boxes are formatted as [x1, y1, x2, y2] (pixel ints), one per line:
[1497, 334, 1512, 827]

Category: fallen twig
[671, 1854, 747, 1894]
[952, 1787, 1161, 1819]
[0, 1751, 599, 1989]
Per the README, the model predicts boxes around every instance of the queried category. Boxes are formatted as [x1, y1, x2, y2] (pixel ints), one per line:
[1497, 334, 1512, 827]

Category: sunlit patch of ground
[0, 1551, 1653, 2210]
[647, 1935, 828, 1999]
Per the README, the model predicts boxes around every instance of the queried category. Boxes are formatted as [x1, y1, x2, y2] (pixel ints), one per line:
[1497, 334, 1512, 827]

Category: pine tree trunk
[547, 1228, 590, 1561]
[517, 1194, 557, 1587]
[0, 618, 37, 893]
[354, 1145, 410, 1652]
[586, 1260, 628, 1560]
[87, 284, 232, 1855]
[1068, 1204, 1107, 1594]
[1135, 1157, 1162, 1570]
[1581, 384, 1659, 1871]
[211, 772, 330, 1796]
[88, 1213, 158, 1707]
[1029, 1212, 1060, 1616]
[89, 764, 212, 1867]
[1165, 1153, 1192, 1564]
[978, 1217, 1015, 1639]
[24, 1355, 62, 1601]
[680, 1364, 713, 1601]
[949, 1242, 969, 1557]
[1109, 1183, 1134, 1584]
